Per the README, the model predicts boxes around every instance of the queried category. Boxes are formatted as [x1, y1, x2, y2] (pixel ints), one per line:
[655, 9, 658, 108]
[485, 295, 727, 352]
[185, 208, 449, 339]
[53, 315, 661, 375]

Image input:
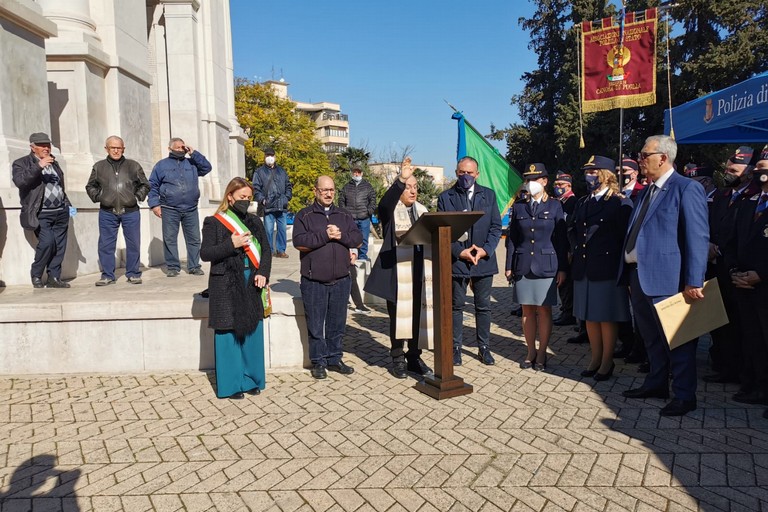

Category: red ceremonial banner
[581, 8, 658, 113]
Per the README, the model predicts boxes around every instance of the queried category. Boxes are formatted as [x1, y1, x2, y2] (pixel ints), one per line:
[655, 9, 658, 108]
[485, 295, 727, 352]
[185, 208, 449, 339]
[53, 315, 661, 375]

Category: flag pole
[444, 100, 511, 157]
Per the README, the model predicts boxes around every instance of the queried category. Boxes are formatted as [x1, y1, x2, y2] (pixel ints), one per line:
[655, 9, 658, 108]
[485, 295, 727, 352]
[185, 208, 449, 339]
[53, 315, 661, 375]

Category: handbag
[262, 285, 272, 318]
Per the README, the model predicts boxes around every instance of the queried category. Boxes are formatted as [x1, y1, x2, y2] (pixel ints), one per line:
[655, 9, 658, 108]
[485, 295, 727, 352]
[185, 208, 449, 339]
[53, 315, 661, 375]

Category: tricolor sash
[214, 210, 262, 268]
[214, 210, 272, 316]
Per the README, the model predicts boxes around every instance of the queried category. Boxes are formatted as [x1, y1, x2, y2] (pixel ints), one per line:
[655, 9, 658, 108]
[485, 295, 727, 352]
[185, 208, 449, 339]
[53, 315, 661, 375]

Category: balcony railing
[322, 112, 348, 121]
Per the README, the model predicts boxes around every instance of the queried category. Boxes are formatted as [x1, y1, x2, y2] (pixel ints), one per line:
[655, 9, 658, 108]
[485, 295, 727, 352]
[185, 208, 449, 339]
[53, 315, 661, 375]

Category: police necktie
[755, 193, 768, 220]
[625, 184, 657, 253]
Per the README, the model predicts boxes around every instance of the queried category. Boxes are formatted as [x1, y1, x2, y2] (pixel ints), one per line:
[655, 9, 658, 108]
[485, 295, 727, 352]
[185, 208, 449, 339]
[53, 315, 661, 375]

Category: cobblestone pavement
[2, 275, 767, 511]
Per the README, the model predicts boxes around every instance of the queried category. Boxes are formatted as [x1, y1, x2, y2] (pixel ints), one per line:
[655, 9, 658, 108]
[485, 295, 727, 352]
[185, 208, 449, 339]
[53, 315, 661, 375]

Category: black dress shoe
[407, 357, 433, 376]
[580, 368, 598, 377]
[245, 387, 261, 395]
[567, 332, 588, 344]
[613, 344, 631, 358]
[622, 387, 669, 399]
[732, 390, 768, 405]
[228, 392, 245, 400]
[47, 277, 71, 288]
[593, 363, 615, 382]
[478, 347, 495, 366]
[392, 359, 407, 379]
[553, 316, 576, 326]
[703, 372, 740, 384]
[660, 399, 697, 416]
[637, 361, 650, 373]
[327, 361, 354, 375]
[310, 365, 327, 380]
[453, 348, 462, 366]
[31, 277, 45, 289]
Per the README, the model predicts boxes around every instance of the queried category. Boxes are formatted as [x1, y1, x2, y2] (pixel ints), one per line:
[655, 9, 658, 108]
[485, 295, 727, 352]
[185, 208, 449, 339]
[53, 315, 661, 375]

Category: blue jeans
[355, 218, 371, 260]
[161, 206, 201, 271]
[263, 211, 287, 253]
[300, 276, 352, 366]
[452, 275, 493, 349]
[98, 209, 141, 279]
[31, 208, 69, 279]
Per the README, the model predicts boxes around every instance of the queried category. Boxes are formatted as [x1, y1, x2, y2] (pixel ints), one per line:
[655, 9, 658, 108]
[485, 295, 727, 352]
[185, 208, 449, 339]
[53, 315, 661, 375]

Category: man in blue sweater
[148, 138, 212, 277]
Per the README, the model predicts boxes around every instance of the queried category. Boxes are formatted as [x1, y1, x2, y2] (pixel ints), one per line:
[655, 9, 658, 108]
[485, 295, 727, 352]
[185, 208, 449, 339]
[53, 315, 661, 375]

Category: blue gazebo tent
[664, 72, 768, 144]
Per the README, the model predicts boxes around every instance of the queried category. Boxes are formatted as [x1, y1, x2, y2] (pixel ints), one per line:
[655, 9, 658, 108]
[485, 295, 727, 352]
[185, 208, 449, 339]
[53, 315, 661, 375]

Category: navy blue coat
[725, 191, 768, 299]
[252, 164, 292, 214]
[437, 184, 502, 278]
[505, 196, 568, 278]
[570, 191, 633, 282]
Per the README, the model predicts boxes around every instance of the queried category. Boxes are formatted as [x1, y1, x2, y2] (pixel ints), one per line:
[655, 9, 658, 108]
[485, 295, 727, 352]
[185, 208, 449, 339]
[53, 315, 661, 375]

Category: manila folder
[653, 278, 729, 350]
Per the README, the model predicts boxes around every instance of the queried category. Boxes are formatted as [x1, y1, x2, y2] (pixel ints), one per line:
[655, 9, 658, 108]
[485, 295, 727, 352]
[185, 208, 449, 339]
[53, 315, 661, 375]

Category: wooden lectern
[399, 211, 484, 399]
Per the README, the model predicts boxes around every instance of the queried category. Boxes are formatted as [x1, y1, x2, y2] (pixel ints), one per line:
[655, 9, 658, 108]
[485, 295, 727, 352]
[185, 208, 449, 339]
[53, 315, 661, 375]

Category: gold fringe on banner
[582, 92, 657, 113]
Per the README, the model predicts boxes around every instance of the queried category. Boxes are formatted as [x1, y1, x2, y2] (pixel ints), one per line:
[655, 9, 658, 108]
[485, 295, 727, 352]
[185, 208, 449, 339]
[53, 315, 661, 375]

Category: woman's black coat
[201, 211, 272, 339]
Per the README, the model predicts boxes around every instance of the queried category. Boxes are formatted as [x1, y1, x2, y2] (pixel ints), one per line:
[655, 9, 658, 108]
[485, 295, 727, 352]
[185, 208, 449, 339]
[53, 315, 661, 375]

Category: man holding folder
[618, 135, 709, 417]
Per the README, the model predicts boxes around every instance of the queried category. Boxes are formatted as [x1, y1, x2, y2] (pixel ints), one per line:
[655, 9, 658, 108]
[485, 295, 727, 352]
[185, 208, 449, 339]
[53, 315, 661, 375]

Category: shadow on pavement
[0, 454, 81, 511]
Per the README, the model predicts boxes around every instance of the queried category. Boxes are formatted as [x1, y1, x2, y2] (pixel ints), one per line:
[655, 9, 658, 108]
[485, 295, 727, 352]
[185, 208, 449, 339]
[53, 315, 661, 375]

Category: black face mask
[170, 150, 187, 159]
[231, 200, 250, 216]
[723, 172, 741, 187]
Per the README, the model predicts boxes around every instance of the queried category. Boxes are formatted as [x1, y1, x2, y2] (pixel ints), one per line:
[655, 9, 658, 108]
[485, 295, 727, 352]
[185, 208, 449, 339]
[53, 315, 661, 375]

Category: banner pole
[618, 107, 624, 183]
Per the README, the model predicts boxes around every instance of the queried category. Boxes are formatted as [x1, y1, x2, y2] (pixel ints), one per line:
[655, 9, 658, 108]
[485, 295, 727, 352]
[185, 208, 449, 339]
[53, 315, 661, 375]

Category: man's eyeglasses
[638, 151, 664, 160]
[317, 188, 335, 193]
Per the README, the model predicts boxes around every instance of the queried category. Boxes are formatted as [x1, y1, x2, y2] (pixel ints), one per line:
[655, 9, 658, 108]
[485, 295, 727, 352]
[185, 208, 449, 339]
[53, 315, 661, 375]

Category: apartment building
[265, 79, 349, 153]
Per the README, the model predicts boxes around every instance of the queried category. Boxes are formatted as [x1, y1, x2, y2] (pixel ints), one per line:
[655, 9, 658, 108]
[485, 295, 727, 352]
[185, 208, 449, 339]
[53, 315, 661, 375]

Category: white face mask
[526, 180, 544, 197]
[265, 156, 276, 166]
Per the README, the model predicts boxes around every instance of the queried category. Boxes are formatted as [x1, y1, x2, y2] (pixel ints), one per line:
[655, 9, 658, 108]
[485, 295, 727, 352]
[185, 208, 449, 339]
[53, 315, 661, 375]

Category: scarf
[393, 200, 433, 349]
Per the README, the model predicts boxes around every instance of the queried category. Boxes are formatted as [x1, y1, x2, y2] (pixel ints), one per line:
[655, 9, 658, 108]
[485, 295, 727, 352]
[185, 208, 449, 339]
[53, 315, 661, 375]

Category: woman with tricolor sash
[201, 177, 272, 399]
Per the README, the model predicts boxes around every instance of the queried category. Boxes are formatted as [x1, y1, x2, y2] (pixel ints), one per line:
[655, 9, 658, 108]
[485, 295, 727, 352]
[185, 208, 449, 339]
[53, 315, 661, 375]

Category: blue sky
[230, 1, 539, 176]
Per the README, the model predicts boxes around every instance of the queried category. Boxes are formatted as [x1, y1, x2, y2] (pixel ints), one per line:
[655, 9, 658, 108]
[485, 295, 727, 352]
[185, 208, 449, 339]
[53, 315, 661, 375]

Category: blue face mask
[457, 174, 475, 190]
[553, 186, 566, 198]
[585, 175, 600, 192]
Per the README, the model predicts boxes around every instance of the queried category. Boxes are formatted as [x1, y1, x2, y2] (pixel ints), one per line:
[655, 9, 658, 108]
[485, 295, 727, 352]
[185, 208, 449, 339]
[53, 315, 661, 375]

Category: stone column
[160, 0, 203, 152]
[37, 0, 110, 194]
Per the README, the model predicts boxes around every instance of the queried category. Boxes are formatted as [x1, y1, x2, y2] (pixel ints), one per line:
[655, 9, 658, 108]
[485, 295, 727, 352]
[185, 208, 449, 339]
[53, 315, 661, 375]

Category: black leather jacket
[86, 157, 150, 214]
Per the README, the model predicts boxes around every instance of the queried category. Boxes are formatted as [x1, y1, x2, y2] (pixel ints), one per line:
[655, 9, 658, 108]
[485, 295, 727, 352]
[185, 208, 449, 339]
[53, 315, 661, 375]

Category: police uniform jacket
[570, 190, 633, 282]
[505, 195, 568, 278]
[710, 182, 761, 256]
[725, 191, 768, 299]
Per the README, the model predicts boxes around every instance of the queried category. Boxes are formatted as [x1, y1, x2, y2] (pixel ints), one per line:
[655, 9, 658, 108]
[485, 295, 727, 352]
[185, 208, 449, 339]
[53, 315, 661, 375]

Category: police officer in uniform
[571, 156, 633, 381]
[552, 172, 577, 327]
[724, 146, 768, 411]
[505, 163, 568, 370]
[705, 146, 760, 385]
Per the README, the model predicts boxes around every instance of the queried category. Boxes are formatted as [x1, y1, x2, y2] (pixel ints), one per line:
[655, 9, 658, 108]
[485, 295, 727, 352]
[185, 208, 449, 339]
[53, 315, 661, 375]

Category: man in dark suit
[724, 146, 768, 410]
[619, 135, 709, 417]
[437, 156, 502, 365]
